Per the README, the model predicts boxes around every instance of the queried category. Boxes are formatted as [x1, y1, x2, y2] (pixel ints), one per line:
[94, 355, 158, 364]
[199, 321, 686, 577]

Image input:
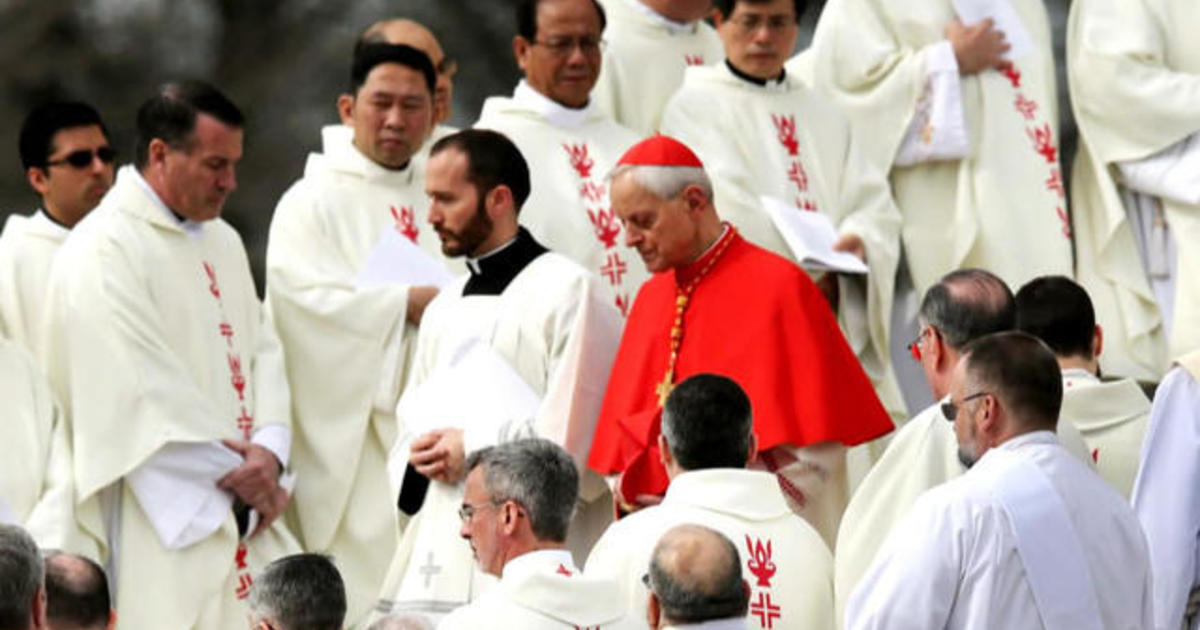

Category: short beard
[440, 195, 494, 257]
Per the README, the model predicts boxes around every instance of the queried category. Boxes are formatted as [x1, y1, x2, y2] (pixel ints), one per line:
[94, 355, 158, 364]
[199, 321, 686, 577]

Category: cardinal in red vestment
[588, 135, 893, 536]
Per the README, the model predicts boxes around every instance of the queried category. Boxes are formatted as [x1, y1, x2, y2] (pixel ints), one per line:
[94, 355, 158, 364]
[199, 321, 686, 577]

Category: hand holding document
[952, 0, 1034, 61]
[356, 229, 454, 289]
[761, 195, 869, 275]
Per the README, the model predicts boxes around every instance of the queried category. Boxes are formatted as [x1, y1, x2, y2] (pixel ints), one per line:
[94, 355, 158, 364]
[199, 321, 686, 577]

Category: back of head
[134, 80, 244, 169]
[662, 373, 754, 470]
[649, 524, 748, 625]
[961, 332, 1063, 432]
[44, 552, 109, 630]
[465, 439, 579, 543]
[248, 554, 345, 630]
[0, 525, 43, 630]
[430, 129, 531, 212]
[19, 102, 107, 171]
[1015, 275, 1096, 360]
[348, 42, 436, 96]
[920, 268, 1015, 350]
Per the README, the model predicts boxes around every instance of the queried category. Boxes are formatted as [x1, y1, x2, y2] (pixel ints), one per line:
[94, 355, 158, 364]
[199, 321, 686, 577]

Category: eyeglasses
[641, 572, 651, 589]
[941, 392, 990, 421]
[45, 147, 116, 169]
[531, 36, 605, 57]
[457, 500, 499, 522]
[907, 327, 930, 362]
[729, 14, 798, 35]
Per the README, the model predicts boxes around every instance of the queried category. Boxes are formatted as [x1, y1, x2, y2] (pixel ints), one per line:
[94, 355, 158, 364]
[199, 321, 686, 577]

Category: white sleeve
[1131, 367, 1200, 630]
[894, 41, 970, 166]
[125, 441, 243, 550]
[250, 424, 291, 469]
[1118, 132, 1200, 206]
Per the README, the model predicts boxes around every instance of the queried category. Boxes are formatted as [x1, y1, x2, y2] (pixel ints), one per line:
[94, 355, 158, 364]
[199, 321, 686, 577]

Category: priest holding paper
[373, 129, 622, 624]
[588, 135, 894, 547]
[265, 43, 457, 626]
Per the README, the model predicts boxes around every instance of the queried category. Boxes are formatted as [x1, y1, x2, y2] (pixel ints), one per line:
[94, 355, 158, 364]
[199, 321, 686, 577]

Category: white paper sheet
[761, 196, 869, 275]
[952, 0, 1034, 62]
[1119, 132, 1200, 206]
[356, 229, 454, 289]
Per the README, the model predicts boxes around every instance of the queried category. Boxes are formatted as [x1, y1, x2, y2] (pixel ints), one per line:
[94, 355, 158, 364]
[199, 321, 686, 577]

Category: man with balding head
[646, 524, 749, 630]
[43, 552, 113, 630]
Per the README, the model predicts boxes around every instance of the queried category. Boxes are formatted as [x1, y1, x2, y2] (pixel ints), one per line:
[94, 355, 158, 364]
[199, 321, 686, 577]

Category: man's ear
[647, 590, 663, 630]
[486, 185, 515, 221]
[26, 167, 50, 197]
[106, 609, 118, 630]
[32, 586, 47, 629]
[336, 93, 356, 126]
[513, 36, 531, 73]
[1092, 324, 1104, 360]
[681, 184, 707, 214]
[658, 433, 673, 470]
[746, 433, 759, 466]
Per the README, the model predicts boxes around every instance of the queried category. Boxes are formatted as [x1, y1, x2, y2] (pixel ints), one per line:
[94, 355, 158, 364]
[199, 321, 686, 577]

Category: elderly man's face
[157, 114, 241, 222]
[514, 0, 604, 109]
[716, 0, 798, 80]
[612, 173, 702, 274]
[459, 467, 506, 577]
[342, 62, 434, 169]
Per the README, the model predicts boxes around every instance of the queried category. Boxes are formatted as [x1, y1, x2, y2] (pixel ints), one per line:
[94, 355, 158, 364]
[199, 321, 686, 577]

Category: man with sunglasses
[848, 332, 1152, 629]
[475, 0, 648, 318]
[0, 101, 114, 360]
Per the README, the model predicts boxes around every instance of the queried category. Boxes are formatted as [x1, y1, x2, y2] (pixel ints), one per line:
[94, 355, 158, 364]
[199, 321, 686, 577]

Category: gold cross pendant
[656, 371, 675, 407]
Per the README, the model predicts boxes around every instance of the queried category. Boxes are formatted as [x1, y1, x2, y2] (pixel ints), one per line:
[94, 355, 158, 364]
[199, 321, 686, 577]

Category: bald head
[920, 268, 1015, 351]
[44, 552, 111, 630]
[648, 525, 748, 626]
[360, 18, 454, 124]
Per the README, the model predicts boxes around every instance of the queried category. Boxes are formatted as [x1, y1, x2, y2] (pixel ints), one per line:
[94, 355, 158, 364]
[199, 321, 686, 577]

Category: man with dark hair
[42, 80, 299, 630]
[438, 439, 636, 629]
[646, 524, 749, 629]
[849, 332, 1152, 629]
[1, 102, 113, 358]
[588, 373, 835, 629]
[476, 0, 647, 318]
[359, 19, 459, 135]
[43, 552, 113, 630]
[247, 554, 346, 630]
[372, 129, 622, 624]
[265, 41, 457, 627]
[833, 268, 1091, 626]
[0, 525, 46, 630]
[1017, 275, 1151, 497]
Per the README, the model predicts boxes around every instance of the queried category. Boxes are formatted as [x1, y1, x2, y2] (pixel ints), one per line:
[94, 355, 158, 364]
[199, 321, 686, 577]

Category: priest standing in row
[588, 135, 894, 547]
[373, 129, 622, 625]
[474, 0, 647, 317]
[43, 81, 300, 630]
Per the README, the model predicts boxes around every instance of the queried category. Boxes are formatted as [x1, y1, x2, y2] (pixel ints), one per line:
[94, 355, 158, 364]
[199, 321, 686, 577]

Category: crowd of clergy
[0, 0, 1197, 628]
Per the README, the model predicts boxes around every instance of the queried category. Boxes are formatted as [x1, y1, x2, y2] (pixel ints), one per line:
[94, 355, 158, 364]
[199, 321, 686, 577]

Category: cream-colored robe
[43, 167, 299, 630]
[586, 469, 835, 630]
[474, 82, 648, 316]
[1067, 0, 1200, 382]
[266, 125, 458, 627]
[833, 389, 1093, 626]
[660, 62, 905, 424]
[1060, 368, 1150, 499]
[592, 0, 724, 135]
[809, 0, 1073, 296]
[374, 252, 622, 624]
[0, 337, 55, 524]
[0, 210, 68, 360]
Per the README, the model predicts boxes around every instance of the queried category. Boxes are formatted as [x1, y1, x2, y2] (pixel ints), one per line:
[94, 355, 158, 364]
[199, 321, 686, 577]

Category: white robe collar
[624, 0, 698, 36]
[512, 80, 596, 129]
[663, 468, 792, 521]
[663, 618, 749, 630]
[994, 430, 1059, 454]
[124, 166, 205, 238]
[501, 548, 577, 582]
[32, 208, 71, 238]
[312, 124, 419, 186]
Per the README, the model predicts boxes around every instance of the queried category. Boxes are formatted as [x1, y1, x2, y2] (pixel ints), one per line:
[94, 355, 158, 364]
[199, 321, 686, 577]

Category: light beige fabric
[1059, 369, 1150, 498]
[0, 211, 68, 360]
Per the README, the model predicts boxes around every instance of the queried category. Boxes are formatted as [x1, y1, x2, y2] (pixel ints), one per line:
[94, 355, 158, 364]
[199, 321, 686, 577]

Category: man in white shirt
[848, 331, 1153, 629]
[587, 373, 833, 630]
[359, 18, 459, 137]
[646, 524, 750, 630]
[439, 439, 638, 629]
[1, 101, 114, 360]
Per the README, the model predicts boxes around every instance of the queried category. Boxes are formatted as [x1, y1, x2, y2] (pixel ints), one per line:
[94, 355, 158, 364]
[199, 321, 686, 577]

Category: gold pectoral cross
[656, 370, 675, 407]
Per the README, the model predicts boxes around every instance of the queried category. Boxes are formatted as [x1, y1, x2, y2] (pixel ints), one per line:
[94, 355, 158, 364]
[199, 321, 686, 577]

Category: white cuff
[895, 41, 970, 166]
[1118, 132, 1200, 206]
[251, 424, 291, 469]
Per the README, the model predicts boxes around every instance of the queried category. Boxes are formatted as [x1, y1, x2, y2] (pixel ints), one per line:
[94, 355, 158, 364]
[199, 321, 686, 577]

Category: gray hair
[608, 164, 713, 201]
[648, 524, 747, 625]
[465, 439, 578, 543]
[918, 268, 1015, 350]
[0, 524, 44, 630]
[248, 554, 346, 630]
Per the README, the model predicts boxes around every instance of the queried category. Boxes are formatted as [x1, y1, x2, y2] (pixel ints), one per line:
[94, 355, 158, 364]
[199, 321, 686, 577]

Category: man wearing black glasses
[0, 101, 114, 359]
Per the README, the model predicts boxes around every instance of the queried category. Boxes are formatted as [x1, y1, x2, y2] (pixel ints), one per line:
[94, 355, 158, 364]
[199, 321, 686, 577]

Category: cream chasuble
[1059, 369, 1150, 499]
[43, 167, 299, 630]
[375, 250, 622, 624]
[833, 391, 1093, 626]
[809, 0, 1073, 296]
[659, 62, 905, 423]
[0, 210, 69, 360]
[592, 0, 724, 135]
[474, 82, 647, 317]
[266, 125, 457, 626]
[848, 432, 1153, 630]
[1067, 0, 1200, 382]
[585, 469, 835, 630]
[0, 338, 55, 525]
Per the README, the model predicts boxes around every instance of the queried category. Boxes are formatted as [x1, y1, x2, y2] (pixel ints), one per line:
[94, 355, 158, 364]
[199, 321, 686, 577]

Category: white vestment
[375, 248, 623, 623]
[266, 125, 458, 626]
[474, 81, 647, 316]
[659, 62, 905, 423]
[586, 469, 834, 630]
[1067, 0, 1200, 381]
[0, 338, 55, 525]
[0, 210, 68, 360]
[1059, 368, 1150, 498]
[43, 167, 300, 630]
[847, 432, 1153, 630]
[592, 0, 724, 135]
[438, 549, 640, 630]
[1132, 352, 1200, 630]
[809, 0, 1073, 296]
[833, 391, 1093, 626]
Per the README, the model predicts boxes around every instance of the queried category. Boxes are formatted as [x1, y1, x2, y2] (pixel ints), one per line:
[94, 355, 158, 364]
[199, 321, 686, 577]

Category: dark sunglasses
[941, 392, 990, 421]
[46, 147, 116, 169]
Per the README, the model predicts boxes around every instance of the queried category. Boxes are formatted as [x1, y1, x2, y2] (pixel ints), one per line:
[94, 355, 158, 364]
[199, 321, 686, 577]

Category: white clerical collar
[998, 430, 1058, 452]
[626, 0, 697, 36]
[465, 233, 520, 275]
[34, 208, 71, 237]
[501, 548, 576, 582]
[126, 166, 204, 237]
[663, 618, 749, 630]
[512, 80, 594, 129]
[695, 224, 732, 259]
